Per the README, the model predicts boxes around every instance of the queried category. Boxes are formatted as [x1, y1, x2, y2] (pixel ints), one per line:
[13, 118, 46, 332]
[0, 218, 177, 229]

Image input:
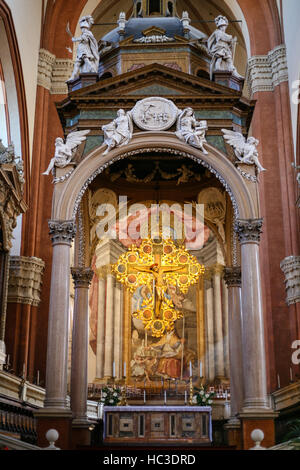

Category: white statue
[176, 108, 208, 154]
[42, 130, 90, 175]
[207, 15, 242, 80]
[68, 15, 99, 82]
[222, 129, 266, 173]
[102, 109, 133, 155]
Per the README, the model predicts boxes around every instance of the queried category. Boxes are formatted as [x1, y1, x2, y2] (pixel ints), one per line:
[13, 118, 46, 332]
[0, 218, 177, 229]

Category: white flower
[205, 393, 209, 398]
[102, 392, 107, 398]
[109, 399, 114, 403]
[113, 392, 118, 397]
[200, 390, 205, 396]
[192, 396, 197, 404]
[101, 398, 105, 403]
[208, 400, 213, 404]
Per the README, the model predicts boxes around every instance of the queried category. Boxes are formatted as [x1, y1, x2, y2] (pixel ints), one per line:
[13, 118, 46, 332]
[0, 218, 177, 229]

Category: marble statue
[42, 130, 90, 175]
[102, 109, 133, 155]
[175, 108, 208, 154]
[68, 15, 99, 82]
[207, 15, 242, 80]
[222, 129, 266, 173]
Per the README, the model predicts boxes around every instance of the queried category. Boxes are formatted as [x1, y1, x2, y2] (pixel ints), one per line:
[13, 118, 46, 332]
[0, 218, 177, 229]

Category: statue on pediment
[207, 15, 242, 80]
[176, 108, 208, 154]
[102, 109, 134, 155]
[67, 15, 99, 82]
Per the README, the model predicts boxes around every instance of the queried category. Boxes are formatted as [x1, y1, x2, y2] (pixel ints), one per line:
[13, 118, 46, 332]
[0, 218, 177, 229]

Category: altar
[103, 406, 212, 445]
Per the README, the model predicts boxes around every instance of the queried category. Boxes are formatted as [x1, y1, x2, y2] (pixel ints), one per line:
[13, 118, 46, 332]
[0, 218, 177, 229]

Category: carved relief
[7, 257, 45, 307]
[132, 97, 179, 131]
[48, 220, 77, 245]
[234, 218, 263, 244]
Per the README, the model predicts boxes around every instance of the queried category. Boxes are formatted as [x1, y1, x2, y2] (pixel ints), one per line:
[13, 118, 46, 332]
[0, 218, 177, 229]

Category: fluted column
[224, 267, 244, 421]
[213, 264, 225, 381]
[204, 271, 215, 382]
[235, 219, 268, 410]
[70, 267, 93, 423]
[104, 273, 115, 379]
[45, 220, 76, 409]
[96, 273, 106, 379]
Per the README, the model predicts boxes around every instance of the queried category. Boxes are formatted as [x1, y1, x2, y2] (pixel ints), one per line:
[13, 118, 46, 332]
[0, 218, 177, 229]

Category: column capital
[48, 220, 76, 246]
[224, 267, 241, 287]
[234, 218, 263, 245]
[71, 267, 94, 288]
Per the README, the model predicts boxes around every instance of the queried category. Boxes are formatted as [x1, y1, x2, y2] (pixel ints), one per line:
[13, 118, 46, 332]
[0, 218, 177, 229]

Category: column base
[71, 421, 92, 449]
[239, 409, 279, 450]
[34, 408, 72, 450]
[224, 418, 242, 449]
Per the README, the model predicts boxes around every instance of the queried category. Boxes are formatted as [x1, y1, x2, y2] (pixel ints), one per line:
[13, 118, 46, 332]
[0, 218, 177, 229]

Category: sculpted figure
[68, 15, 99, 81]
[207, 15, 242, 80]
[176, 108, 208, 154]
[42, 130, 90, 175]
[222, 129, 266, 173]
[102, 109, 133, 155]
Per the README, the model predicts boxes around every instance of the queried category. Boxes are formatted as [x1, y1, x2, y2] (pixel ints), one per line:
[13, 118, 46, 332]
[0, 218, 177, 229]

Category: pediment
[67, 64, 240, 101]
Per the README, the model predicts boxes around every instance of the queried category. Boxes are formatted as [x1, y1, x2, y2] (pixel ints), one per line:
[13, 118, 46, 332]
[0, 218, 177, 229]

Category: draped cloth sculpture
[207, 15, 242, 80]
[102, 109, 133, 155]
[176, 108, 208, 154]
[68, 15, 99, 82]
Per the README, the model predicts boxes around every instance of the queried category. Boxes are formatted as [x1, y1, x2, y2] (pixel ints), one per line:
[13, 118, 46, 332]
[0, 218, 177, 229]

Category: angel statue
[207, 15, 242, 80]
[102, 109, 133, 155]
[175, 108, 208, 154]
[222, 129, 266, 174]
[67, 15, 99, 82]
[42, 130, 90, 175]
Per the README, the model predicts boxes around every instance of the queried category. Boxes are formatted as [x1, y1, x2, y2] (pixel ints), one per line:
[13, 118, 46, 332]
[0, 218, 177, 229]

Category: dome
[102, 17, 207, 43]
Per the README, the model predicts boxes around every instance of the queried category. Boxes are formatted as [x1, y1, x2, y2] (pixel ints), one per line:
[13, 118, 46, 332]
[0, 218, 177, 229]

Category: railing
[0, 402, 37, 445]
[0, 429, 60, 450]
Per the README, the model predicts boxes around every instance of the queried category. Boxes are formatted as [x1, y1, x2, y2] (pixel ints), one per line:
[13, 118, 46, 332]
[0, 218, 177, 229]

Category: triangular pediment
[66, 64, 240, 101]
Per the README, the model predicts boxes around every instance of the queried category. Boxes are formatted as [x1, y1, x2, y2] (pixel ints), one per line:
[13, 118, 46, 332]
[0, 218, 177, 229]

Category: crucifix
[112, 236, 205, 337]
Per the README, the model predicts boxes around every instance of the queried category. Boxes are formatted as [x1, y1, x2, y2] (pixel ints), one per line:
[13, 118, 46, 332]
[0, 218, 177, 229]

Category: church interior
[0, 0, 299, 452]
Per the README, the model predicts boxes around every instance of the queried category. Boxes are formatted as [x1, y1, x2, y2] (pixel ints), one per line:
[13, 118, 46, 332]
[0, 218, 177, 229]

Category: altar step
[78, 444, 236, 451]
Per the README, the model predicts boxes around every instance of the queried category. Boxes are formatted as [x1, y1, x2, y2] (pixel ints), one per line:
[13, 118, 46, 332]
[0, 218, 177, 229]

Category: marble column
[224, 267, 244, 420]
[114, 284, 123, 379]
[70, 267, 93, 423]
[0, 251, 10, 368]
[44, 220, 76, 409]
[204, 272, 215, 382]
[95, 274, 106, 379]
[222, 278, 230, 379]
[213, 264, 225, 381]
[235, 219, 269, 410]
[104, 274, 115, 379]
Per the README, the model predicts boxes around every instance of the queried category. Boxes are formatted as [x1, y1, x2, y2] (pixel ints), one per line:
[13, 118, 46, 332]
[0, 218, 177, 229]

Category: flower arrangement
[192, 386, 215, 406]
[100, 386, 122, 406]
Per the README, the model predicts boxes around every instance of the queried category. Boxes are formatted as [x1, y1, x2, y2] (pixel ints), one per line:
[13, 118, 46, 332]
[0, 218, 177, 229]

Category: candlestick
[123, 362, 126, 378]
[164, 390, 167, 405]
[189, 376, 194, 406]
[199, 361, 202, 378]
[184, 390, 187, 405]
[120, 386, 128, 406]
[144, 390, 146, 404]
[113, 361, 116, 378]
[189, 361, 192, 377]
[7, 354, 10, 366]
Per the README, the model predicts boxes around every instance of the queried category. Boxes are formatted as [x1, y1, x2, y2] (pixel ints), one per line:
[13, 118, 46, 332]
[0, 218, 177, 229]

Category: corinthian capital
[71, 267, 94, 288]
[48, 220, 76, 245]
[224, 267, 241, 287]
[234, 218, 263, 244]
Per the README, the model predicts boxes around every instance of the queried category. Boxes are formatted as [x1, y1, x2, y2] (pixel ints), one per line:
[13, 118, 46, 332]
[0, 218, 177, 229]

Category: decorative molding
[245, 44, 289, 96]
[7, 256, 45, 307]
[224, 266, 241, 287]
[236, 165, 258, 183]
[280, 255, 300, 305]
[234, 218, 263, 244]
[71, 267, 94, 288]
[48, 220, 76, 246]
[37, 48, 74, 95]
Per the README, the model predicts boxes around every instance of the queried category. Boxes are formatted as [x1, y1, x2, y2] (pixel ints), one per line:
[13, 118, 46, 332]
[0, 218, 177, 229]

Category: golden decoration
[112, 237, 205, 337]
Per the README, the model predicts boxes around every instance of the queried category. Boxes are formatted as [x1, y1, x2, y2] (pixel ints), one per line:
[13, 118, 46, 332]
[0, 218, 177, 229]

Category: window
[0, 60, 10, 146]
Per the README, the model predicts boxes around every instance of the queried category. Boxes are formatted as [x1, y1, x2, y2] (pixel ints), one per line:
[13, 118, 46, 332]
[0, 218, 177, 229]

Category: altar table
[103, 406, 212, 444]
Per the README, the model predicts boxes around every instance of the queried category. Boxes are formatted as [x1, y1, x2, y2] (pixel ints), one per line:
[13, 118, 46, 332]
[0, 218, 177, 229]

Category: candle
[277, 374, 281, 389]
[144, 390, 146, 403]
[164, 390, 167, 404]
[7, 354, 10, 365]
[290, 367, 293, 382]
[113, 361, 115, 378]
[37, 370, 40, 385]
[225, 390, 228, 401]
[199, 361, 203, 378]
[189, 361, 192, 377]
[123, 362, 126, 377]
[184, 390, 187, 404]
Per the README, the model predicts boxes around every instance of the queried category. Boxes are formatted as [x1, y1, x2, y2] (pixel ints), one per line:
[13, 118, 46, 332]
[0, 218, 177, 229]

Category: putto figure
[102, 109, 133, 155]
[176, 108, 208, 154]
[68, 15, 99, 82]
[42, 130, 90, 175]
[222, 129, 266, 174]
[207, 15, 242, 80]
